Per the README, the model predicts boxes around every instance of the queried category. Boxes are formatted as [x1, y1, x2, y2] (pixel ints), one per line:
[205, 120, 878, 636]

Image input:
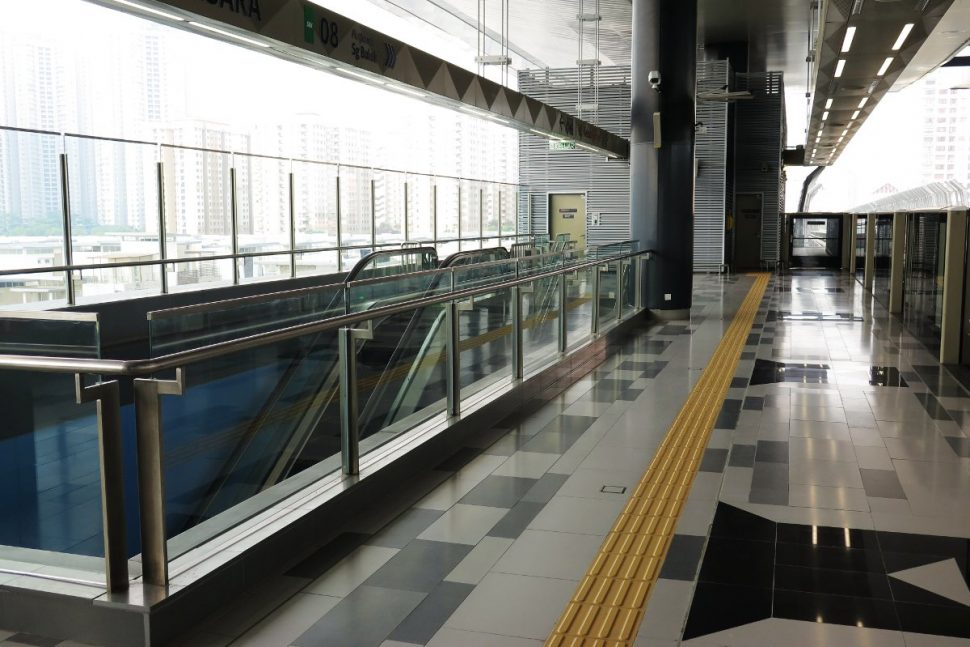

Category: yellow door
[549, 194, 587, 248]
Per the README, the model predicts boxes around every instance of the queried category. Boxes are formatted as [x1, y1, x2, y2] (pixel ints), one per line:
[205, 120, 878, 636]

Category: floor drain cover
[601, 485, 627, 494]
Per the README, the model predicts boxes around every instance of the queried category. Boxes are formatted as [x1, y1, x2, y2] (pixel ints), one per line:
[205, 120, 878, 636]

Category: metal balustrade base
[0, 312, 650, 647]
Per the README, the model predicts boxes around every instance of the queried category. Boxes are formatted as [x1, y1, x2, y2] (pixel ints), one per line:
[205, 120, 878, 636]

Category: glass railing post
[617, 262, 625, 322]
[512, 285, 523, 379]
[59, 150, 76, 305]
[230, 164, 240, 285]
[133, 368, 185, 587]
[446, 299, 461, 417]
[75, 375, 128, 592]
[591, 265, 601, 335]
[157, 159, 169, 294]
[288, 170, 297, 279]
[558, 274, 568, 353]
[339, 327, 360, 475]
[635, 256, 644, 311]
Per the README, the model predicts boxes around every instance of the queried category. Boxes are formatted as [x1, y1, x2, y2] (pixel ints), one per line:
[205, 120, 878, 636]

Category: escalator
[186, 246, 512, 529]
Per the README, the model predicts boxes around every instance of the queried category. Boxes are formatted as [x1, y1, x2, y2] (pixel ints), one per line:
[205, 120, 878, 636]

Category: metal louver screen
[735, 72, 785, 264]
[517, 67, 632, 245]
[694, 60, 730, 272]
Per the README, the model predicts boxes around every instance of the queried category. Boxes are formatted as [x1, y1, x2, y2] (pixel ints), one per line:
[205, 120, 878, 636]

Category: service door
[549, 194, 587, 248]
[734, 193, 763, 270]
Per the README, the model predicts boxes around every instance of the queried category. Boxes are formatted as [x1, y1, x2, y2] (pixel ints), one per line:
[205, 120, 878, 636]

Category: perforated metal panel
[735, 72, 785, 264]
[517, 67, 632, 245]
[694, 60, 730, 272]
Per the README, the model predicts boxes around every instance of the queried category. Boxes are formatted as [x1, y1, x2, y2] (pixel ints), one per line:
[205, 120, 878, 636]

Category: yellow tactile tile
[545, 273, 770, 647]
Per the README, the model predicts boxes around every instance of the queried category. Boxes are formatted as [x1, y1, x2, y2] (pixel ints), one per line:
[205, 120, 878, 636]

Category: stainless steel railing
[0, 246, 651, 593]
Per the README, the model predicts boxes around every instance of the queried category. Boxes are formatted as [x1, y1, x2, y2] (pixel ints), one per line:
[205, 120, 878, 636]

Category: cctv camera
[648, 70, 661, 90]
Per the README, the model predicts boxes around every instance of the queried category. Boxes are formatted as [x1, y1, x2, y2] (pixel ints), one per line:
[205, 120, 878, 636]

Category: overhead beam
[87, 0, 630, 159]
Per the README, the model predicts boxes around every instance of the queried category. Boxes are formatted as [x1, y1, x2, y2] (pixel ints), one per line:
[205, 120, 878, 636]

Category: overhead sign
[549, 141, 578, 151]
[123, 0, 629, 159]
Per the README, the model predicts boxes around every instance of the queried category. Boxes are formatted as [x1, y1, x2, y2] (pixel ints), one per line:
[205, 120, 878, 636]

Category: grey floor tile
[491, 452, 559, 479]
[426, 628, 543, 647]
[521, 472, 569, 504]
[293, 586, 425, 647]
[751, 461, 788, 490]
[755, 440, 789, 463]
[459, 475, 538, 508]
[854, 445, 894, 470]
[636, 579, 695, 641]
[493, 529, 603, 581]
[369, 508, 445, 549]
[235, 592, 342, 647]
[749, 486, 789, 505]
[287, 532, 372, 579]
[364, 540, 473, 593]
[556, 467, 642, 501]
[658, 534, 707, 581]
[303, 545, 400, 597]
[444, 572, 575, 640]
[387, 581, 475, 645]
[488, 501, 546, 539]
[417, 504, 509, 545]
[445, 537, 514, 585]
[528, 496, 625, 535]
[728, 444, 756, 468]
[859, 468, 907, 499]
[699, 448, 729, 473]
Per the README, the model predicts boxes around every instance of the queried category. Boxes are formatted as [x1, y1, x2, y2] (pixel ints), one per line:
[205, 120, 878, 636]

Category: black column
[631, 0, 697, 315]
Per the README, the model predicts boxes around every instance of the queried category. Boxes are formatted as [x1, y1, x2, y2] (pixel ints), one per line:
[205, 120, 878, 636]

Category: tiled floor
[6, 271, 970, 647]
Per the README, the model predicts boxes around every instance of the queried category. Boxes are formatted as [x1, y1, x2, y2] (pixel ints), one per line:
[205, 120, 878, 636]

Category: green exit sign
[549, 141, 577, 151]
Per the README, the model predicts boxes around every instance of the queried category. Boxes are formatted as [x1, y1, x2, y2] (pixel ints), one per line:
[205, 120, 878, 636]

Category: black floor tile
[859, 469, 907, 499]
[682, 583, 772, 640]
[699, 448, 728, 473]
[710, 503, 775, 542]
[728, 444, 756, 468]
[698, 536, 774, 588]
[869, 366, 908, 387]
[773, 589, 900, 631]
[896, 601, 970, 638]
[944, 436, 970, 458]
[459, 475, 538, 508]
[487, 501, 546, 539]
[777, 524, 880, 551]
[888, 576, 969, 608]
[731, 377, 749, 389]
[775, 564, 893, 599]
[364, 540, 472, 593]
[387, 581, 475, 644]
[659, 534, 707, 581]
[914, 392, 953, 421]
[776, 541, 885, 574]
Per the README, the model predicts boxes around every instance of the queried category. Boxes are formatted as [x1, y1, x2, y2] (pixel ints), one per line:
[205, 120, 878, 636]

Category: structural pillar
[841, 213, 853, 270]
[940, 209, 967, 364]
[863, 214, 876, 292]
[847, 215, 858, 276]
[631, 0, 697, 317]
[888, 212, 906, 314]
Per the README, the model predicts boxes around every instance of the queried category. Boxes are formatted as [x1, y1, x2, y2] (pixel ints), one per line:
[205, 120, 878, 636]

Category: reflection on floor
[5, 270, 970, 647]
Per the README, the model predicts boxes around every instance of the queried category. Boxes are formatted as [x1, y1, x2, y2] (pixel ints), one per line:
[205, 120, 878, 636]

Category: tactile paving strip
[546, 273, 770, 647]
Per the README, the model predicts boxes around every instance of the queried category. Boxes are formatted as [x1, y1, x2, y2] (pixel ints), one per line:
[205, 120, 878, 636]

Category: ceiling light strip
[835, 59, 847, 78]
[893, 24, 915, 51]
[842, 26, 857, 53]
[877, 57, 893, 76]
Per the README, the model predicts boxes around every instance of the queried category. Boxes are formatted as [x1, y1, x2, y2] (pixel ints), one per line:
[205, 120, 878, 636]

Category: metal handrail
[0, 249, 652, 377]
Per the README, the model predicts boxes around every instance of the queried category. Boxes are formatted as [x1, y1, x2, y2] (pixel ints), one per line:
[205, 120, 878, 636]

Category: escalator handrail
[344, 247, 439, 283]
[0, 249, 652, 377]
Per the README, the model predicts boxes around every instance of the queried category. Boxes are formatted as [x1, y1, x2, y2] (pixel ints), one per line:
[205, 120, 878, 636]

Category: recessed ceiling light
[893, 24, 915, 51]
[822, 111, 830, 121]
[190, 21, 270, 47]
[835, 59, 847, 77]
[825, 98, 833, 109]
[852, 110, 860, 119]
[877, 57, 893, 76]
[858, 97, 869, 108]
[842, 26, 857, 53]
[112, 0, 185, 20]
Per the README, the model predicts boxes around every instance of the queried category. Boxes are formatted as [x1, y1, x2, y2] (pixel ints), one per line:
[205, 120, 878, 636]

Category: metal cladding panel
[694, 60, 730, 272]
[850, 181, 970, 213]
[517, 67, 632, 245]
[735, 72, 785, 264]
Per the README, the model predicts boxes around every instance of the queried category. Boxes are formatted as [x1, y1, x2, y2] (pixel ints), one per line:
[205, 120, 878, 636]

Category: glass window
[460, 179, 482, 240]
[339, 167, 373, 249]
[374, 171, 406, 244]
[406, 175, 434, 243]
[235, 153, 291, 283]
[436, 178, 460, 242]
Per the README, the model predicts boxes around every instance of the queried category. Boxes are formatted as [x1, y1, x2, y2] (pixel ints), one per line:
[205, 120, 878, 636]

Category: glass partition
[903, 212, 947, 355]
[340, 167, 374, 249]
[872, 215, 893, 307]
[374, 171, 406, 245]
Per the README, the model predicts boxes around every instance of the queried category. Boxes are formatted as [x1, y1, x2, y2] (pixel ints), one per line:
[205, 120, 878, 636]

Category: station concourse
[0, 1, 968, 646]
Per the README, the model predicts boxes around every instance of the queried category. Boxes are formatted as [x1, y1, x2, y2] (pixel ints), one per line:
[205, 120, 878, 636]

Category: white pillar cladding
[940, 209, 967, 364]
[889, 212, 907, 315]
[841, 213, 853, 270]
[848, 215, 858, 276]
